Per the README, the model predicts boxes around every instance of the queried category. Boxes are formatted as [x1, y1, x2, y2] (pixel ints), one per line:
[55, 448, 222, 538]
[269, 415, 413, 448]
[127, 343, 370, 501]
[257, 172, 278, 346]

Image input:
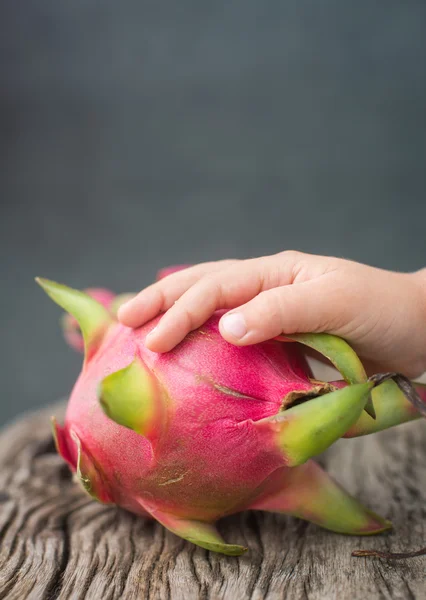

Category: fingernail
[146, 326, 157, 338]
[221, 313, 247, 339]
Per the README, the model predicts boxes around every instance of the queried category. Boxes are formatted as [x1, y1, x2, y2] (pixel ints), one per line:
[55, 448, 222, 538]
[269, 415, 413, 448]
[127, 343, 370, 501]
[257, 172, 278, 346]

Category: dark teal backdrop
[1, 1, 426, 424]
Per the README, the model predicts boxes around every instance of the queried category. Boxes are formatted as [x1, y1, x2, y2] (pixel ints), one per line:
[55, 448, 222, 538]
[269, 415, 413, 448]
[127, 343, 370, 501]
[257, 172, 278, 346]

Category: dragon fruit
[36, 276, 425, 555]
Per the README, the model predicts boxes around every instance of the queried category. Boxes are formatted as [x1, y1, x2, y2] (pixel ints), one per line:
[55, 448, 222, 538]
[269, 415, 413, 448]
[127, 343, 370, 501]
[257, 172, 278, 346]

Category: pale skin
[117, 251, 426, 379]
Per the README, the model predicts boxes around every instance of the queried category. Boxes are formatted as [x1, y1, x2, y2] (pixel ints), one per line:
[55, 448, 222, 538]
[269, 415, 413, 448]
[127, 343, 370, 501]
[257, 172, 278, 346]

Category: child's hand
[118, 251, 426, 378]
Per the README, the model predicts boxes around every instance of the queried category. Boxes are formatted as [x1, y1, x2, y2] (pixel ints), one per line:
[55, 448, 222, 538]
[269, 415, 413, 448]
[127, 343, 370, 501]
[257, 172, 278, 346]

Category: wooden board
[0, 402, 424, 600]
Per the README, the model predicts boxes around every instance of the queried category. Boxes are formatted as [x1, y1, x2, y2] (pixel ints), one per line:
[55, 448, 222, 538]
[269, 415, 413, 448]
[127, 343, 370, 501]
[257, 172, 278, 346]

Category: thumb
[219, 281, 342, 345]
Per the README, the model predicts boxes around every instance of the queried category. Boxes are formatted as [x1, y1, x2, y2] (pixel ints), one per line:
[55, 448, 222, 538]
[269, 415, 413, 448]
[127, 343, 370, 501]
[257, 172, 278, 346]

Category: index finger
[117, 260, 238, 327]
[145, 254, 298, 352]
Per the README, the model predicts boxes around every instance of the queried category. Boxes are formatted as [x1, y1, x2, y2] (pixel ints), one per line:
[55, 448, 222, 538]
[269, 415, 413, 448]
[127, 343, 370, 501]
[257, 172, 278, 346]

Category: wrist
[407, 269, 426, 375]
[411, 268, 426, 313]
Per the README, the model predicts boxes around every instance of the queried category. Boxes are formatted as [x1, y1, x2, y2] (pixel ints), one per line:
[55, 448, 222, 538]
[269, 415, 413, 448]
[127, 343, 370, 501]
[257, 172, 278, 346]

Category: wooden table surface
[0, 402, 424, 600]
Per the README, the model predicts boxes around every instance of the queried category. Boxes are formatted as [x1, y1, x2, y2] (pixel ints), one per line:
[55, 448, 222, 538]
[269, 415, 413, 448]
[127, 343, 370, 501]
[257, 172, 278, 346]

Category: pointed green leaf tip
[141, 507, 247, 556]
[257, 382, 374, 466]
[36, 277, 113, 359]
[251, 460, 391, 535]
[99, 358, 166, 441]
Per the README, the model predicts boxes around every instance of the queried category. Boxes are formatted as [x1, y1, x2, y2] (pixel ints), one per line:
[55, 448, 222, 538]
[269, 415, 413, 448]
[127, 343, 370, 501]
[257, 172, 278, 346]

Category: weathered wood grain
[0, 403, 424, 600]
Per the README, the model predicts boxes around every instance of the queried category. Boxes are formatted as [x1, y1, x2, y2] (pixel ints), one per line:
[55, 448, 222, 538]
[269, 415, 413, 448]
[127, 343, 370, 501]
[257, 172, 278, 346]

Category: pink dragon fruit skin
[37, 277, 424, 555]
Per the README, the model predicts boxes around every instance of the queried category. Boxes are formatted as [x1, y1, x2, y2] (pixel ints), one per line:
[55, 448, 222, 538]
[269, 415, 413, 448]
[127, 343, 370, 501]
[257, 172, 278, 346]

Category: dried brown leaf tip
[352, 547, 426, 559]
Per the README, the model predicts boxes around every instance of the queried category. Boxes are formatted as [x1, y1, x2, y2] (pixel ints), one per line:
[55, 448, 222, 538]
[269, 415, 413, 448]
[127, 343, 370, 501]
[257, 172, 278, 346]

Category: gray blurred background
[1, 1, 426, 425]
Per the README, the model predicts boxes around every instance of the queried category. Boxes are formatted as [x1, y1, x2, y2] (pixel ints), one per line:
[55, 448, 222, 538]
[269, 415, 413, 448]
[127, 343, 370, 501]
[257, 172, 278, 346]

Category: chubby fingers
[142, 253, 302, 352]
[118, 260, 239, 327]
[219, 279, 338, 345]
